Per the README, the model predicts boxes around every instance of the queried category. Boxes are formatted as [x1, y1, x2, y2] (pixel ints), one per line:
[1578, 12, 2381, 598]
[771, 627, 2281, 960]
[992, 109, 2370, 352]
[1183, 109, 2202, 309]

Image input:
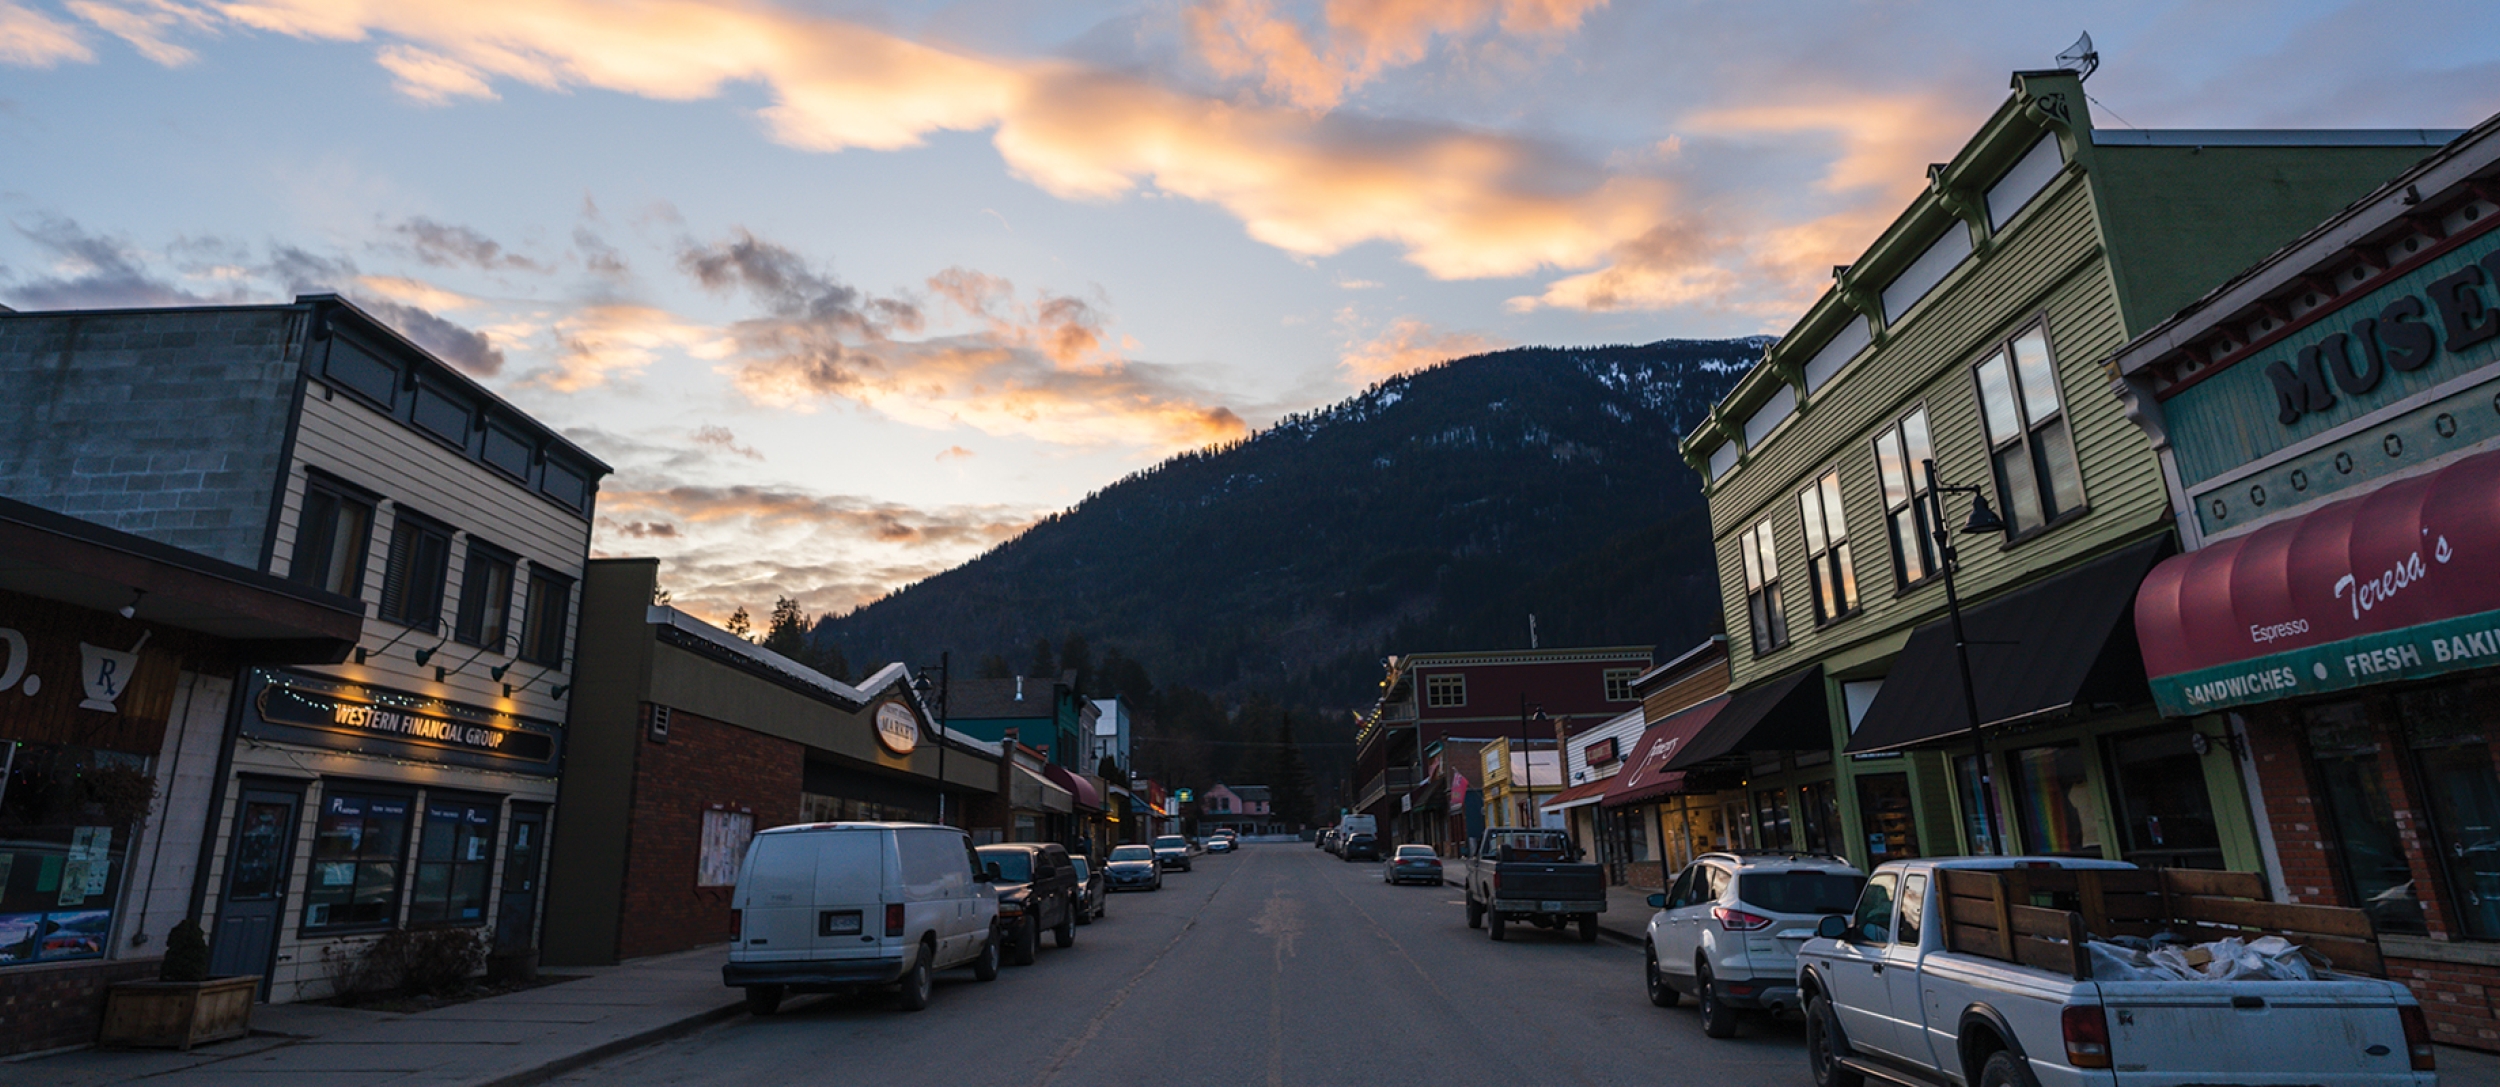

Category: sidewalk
[8, 945, 742, 1087]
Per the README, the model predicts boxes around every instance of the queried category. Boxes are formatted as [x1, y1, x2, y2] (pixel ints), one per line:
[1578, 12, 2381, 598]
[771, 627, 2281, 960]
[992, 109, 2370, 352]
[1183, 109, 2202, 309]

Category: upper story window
[1798, 468, 1860, 624]
[1425, 674, 1466, 708]
[1741, 518, 1789, 655]
[1603, 668, 1640, 702]
[521, 568, 574, 666]
[289, 474, 374, 600]
[453, 541, 516, 650]
[378, 509, 455, 633]
[1873, 408, 1939, 591]
[1973, 324, 2083, 537]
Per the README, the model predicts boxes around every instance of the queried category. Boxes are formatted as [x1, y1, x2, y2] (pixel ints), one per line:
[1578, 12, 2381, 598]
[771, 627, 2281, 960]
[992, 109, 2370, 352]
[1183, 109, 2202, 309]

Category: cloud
[364, 298, 505, 375]
[0, 1, 92, 66]
[1339, 316, 1506, 382]
[935, 445, 974, 461]
[1186, 0, 1607, 111]
[535, 302, 731, 392]
[375, 44, 495, 103]
[691, 424, 763, 460]
[392, 216, 547, 272]
[352, 273, 479, 312]
[610, 520, 678, 538]
[65, 0, 208, 66]
[4, 215, 223, 307]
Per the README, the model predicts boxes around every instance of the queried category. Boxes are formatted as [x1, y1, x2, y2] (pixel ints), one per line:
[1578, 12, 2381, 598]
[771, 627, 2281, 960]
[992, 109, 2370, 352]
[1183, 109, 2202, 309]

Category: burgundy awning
[2136, 445, 2500, 715]
[1599, 695, 1729, 808]
[1043, 764, 1104, 811]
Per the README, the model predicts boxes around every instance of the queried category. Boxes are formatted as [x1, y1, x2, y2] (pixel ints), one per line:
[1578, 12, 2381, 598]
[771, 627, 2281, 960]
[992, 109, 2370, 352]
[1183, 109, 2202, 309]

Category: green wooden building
[1670, 68, 2453, 873]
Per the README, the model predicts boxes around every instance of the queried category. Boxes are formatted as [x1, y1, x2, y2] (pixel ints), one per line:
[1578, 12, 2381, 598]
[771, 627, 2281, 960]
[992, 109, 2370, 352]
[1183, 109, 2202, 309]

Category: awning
[1538, 778, 1614, 813]
[1012, 763, 1074, 813]
[2137, 446, 2500, 716]
[1044, 764, 1104, 811]
[1663, 666, 1829, 770]
[1600, 694, 1731, 807]
[1848, 538, 2167, 753]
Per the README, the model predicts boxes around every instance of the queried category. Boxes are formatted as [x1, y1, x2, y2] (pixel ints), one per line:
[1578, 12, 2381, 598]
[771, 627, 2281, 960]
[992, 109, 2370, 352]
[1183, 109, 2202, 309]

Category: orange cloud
[1340, 316, 1507, 382]
[535, 302, 732, 392]
[1, 0, 95, 65]
[1186, 0, 1607, 111]
[66, 0, 208, 66]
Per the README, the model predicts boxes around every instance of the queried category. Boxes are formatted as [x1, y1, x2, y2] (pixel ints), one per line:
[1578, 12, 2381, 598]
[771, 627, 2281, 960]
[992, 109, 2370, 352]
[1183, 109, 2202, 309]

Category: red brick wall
[616, 705, 803, 961]
[0, 958, 161, 1056]
[2393, 955, 2500, 1050]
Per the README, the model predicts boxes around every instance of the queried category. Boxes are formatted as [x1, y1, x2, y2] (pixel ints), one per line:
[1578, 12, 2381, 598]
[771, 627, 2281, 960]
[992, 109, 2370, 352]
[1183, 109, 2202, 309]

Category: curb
[472, 999, 747, 1087]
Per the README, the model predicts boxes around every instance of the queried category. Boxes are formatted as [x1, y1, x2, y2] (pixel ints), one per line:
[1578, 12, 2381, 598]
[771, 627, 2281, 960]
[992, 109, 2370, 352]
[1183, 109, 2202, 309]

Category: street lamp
[1922, 459, 2009, 855]
[913, 651, 951, 827]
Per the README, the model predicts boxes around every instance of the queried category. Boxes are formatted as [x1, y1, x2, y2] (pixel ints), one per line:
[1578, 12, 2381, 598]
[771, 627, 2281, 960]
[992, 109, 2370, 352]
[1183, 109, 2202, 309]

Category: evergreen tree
[1058, 632, 1093, 694]
[725, 605, 754, 642]
[1097, 754, 1124, 783]
[1028, 637, 1057, 678]
[977, 654, 1013, 679]
[1271, 713, 1318, 829]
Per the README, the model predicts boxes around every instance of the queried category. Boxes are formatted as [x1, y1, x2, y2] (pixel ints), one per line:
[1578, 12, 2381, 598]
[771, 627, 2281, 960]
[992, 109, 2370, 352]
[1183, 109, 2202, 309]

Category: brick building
[542, 559, 1002, 966]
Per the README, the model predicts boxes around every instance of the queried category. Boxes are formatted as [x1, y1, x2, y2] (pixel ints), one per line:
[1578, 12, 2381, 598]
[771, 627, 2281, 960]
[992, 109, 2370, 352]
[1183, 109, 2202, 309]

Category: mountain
[816, 338, 1765, 718]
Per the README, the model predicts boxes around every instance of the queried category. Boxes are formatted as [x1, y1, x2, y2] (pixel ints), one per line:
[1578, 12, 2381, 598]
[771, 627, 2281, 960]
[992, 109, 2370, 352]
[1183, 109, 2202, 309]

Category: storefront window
[1799, 780, 1843, 856]
[304, 790, 412, 929]
[2102, 727, 2223, 869]
[1754, 788, 1794, 850]
[2008, 744, 2102, 857]
[408, 798, 498, 925]
[1954, 754, 2001, 857]
[1858, 772, 1919, 861]
[2396, 688, 2500, 940]
[2307, 704, 2425, 936]
[0, 742, 147, 965]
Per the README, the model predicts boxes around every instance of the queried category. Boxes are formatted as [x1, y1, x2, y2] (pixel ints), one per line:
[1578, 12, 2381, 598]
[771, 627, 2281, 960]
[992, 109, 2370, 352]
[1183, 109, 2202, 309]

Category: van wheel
[1011, 920, 1039, 966]
[1646, 944, 1680, 1008]
[1489, 911, 1507, 941]
[1978, 1051, 2038, 1087]
[1807, 995, 1864, 1087]
[1466, 899, 1484, 929]
[896, 943, 934, 1012]
[972, 933, 1001, 982]
[1578, 915, 1599, 943]
[1697, 962, 1739, 1038]
[744, 985, 783, 1016]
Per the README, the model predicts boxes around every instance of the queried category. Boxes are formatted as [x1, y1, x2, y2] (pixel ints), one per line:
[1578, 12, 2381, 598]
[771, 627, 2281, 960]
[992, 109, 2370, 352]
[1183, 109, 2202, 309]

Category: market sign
[2136, 445, 2500, 716]
[245, 669, 561, 774]
[873, 700, 919, 756]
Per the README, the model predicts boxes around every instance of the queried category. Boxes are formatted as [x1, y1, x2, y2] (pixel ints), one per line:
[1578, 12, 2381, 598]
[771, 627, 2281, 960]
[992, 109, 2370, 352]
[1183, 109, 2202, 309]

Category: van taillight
[2400, 1004, 2435, 1071]
[2062, 1005, 2112, 1069]
[730, 909, 742, 935]
[885, 903, 906, 938]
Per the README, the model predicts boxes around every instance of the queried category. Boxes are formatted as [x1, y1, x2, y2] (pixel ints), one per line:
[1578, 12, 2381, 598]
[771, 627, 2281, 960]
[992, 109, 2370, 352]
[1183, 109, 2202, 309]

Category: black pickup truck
[1461, 828, 1606, 942]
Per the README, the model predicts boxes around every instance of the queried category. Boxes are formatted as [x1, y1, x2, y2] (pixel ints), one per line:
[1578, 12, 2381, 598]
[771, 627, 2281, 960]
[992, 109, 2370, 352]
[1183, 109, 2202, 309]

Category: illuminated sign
[874, 700, 920, 756]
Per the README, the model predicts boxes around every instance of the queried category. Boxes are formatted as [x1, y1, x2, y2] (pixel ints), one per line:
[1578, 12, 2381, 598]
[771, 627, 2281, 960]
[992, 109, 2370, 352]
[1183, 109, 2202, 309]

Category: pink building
[1201, 784, 1275, 835]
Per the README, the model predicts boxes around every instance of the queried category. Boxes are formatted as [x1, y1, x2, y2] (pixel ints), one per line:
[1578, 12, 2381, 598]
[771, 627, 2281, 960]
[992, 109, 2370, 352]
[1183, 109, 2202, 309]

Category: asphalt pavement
[550, 842, 1809, 1087]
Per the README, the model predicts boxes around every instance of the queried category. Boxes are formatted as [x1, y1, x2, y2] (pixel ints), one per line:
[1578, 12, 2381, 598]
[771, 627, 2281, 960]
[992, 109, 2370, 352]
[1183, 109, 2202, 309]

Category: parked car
[1463, 827, 1605, 942]
[1104, 844, 1163, 892]
[1798, 857, 2436, 1087]
[1207, 835, 1237, 853]
[1339, 832, 1383, 862]
[1385, 844, 1444, 886]
[974, 842, 1080, 965]
[1645, 851, 1864, 1038]
[1068, 855, 1107, 924]
[1153, 834, 1194, 871]
[725, 822, 1001, 1014]
[1317, 828, 1338, 852]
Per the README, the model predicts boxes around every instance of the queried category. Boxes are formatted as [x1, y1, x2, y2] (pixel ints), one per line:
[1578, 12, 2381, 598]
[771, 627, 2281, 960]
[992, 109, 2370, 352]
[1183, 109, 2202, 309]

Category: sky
[4, 0, 2496, 624]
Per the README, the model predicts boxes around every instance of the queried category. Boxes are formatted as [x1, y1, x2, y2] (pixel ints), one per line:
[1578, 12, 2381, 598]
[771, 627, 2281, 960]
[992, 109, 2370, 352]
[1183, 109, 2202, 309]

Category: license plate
[1539, 900, 1564, 912]
[820, 910, 863, 936]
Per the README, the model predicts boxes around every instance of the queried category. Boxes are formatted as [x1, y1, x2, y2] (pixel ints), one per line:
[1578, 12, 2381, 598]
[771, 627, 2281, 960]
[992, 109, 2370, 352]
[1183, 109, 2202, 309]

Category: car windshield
[978, 850, 1032, 882]
[1069, 858, 1089, 880]
[1154, 836, 1188, 850]
[1737, 871, 1866, 915]
[1110, 846, 1154, 862]
[1395, 845, 1436, 859]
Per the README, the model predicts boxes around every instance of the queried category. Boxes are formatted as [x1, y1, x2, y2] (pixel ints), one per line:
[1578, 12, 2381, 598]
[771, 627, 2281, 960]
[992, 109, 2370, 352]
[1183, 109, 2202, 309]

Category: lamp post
[913, 652, 951, 827]
[1921, 459, 2010, 856]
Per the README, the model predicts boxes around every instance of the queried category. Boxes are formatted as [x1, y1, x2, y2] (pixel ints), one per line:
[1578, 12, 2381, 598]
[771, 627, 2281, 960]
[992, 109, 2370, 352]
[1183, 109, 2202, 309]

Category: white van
[724, 823, 1001, 1013]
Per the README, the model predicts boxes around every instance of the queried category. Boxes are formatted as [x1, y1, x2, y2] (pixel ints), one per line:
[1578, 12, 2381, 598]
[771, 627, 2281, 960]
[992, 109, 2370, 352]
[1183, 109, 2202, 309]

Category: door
[1881, 874, 1934, 1066]
[1820, 871, 1900, 1059]
[1657, 864, 1703, 984]
[493, 806, 546, 952]
[209, 785, 303, 995]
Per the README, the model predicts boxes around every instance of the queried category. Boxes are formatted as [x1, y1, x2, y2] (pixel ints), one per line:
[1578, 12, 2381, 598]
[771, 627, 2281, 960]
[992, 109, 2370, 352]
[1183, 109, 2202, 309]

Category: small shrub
[398, 929, 488, 996]
[160, 918, 210, 982]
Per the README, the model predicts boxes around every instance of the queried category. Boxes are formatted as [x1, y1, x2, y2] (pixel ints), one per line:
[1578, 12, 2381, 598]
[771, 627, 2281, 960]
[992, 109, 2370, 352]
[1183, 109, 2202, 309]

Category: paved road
[556, 843, 1807, 1086]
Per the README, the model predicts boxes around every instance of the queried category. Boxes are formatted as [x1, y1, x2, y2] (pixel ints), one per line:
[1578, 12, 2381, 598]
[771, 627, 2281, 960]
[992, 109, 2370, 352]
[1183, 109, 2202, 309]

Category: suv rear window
[1736, 871, 1865, 915]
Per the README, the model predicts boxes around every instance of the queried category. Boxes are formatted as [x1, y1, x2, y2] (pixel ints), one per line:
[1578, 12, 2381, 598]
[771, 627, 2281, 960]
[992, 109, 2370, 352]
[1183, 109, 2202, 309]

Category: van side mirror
[1816, 915, 1849, 940]
[1646, 893, 1668, 910]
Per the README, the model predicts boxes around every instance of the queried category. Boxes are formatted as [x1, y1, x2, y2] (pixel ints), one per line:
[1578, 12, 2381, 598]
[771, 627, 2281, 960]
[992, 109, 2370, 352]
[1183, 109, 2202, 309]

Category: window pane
[1764, 583, 1788, 647]
[1819, 473, 1849, 542]
[2008, 745, 2102, 857]
[1900, 411, 1934, 481]
[2010, 328, 2061, 421]
[2104, 728, 2223, 868]
[2307, 707, 2425, 935]
[2399, 690, 2500, 939]
[1800, 486, 1828, 554]
[1753, 521, 1778, 581]
[324, 501, 370, 598]
[1811, 561, 1837, 622]
[1835, 541, 1859, 611]
[1741, 530, 1763, 591]
[1976, 353, 2022, 445]
[1995, 445, 2044, 533]
[2037, 419, 2083, 517]
[1875, 429, 1908, 506]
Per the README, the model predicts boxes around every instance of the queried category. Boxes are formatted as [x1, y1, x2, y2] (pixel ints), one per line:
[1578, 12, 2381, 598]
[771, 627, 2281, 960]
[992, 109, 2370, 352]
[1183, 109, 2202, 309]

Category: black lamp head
[1961, 493, 2009, 537]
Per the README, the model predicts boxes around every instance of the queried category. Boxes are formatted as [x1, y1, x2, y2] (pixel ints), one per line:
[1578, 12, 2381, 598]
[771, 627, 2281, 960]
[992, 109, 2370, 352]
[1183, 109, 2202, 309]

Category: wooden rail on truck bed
[1933, 867, 2384, 980]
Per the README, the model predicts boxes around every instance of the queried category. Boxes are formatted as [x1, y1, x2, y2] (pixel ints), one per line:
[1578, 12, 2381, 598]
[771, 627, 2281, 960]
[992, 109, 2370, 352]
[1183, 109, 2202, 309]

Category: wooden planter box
[98, 976, 258, 1050]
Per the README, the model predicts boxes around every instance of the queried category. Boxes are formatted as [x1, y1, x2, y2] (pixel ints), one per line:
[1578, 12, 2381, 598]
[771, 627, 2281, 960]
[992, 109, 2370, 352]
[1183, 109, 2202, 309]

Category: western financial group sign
[244, 668, 561, 774]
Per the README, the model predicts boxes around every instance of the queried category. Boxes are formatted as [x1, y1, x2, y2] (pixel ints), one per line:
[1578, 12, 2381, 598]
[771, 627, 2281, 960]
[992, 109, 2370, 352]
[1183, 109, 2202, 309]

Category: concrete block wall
[0, 309, 301, 567]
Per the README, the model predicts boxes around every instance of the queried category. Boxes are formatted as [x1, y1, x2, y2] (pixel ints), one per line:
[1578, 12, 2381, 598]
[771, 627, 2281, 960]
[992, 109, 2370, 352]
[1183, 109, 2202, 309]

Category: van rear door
[734, 833, 819, 964]
[808, 829, 895, 963]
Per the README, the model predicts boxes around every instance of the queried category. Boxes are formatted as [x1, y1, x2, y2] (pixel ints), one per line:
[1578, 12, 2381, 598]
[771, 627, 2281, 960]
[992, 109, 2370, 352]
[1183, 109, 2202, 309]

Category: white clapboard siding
[269, 386, 594, 723]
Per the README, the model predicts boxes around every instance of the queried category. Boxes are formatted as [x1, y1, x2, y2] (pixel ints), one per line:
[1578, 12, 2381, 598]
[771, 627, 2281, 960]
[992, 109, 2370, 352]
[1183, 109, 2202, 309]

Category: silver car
[1643, 851, 1863, 1038]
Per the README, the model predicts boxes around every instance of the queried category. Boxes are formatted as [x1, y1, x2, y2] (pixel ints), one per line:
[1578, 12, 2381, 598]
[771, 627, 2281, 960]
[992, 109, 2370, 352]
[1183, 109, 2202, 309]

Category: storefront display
[1855, 773, 1919, 860]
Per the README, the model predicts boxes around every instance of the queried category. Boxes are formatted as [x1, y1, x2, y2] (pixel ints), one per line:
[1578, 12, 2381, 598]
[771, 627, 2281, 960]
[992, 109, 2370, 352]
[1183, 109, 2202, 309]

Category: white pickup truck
[1797, 857, 2436, 1087]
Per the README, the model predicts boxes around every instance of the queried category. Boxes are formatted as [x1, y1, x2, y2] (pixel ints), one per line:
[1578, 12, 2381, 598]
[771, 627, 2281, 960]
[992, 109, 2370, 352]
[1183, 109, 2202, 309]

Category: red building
[1352, 646, 1651, 850]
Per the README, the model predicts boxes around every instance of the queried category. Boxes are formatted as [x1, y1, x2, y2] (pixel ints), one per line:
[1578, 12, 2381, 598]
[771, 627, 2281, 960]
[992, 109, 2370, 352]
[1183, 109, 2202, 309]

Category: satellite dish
[2057, 31, 2099, 81]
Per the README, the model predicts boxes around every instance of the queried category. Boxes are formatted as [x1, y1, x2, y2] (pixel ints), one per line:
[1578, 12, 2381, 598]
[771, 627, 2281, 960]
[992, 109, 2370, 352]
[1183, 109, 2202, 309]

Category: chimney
[1015, 676, 1024, 701]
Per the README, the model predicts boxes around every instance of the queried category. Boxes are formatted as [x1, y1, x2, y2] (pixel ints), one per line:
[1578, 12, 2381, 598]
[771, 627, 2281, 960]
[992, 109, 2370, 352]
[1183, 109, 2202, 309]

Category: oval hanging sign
[874, 700, 920, 755]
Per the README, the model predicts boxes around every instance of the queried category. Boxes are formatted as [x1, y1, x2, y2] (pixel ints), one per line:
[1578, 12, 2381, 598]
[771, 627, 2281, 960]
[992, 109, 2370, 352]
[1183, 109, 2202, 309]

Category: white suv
[1643, 851, 1863, 1039]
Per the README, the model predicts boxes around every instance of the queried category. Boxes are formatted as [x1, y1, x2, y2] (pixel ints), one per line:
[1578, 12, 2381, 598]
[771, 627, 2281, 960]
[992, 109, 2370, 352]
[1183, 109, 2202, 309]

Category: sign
[1586, 736, 1619, 766]
[872, 700, 919, 756]
[1174, 789, 1194, 803]
[0, 592, 180, 755]
[245, 669, 561, 774]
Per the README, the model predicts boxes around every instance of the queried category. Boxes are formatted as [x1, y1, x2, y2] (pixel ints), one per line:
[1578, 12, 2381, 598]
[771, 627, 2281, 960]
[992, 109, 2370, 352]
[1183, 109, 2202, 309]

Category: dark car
[1068, 855, 1107, 924]
[1339, 833, 1382, 862]
[974, 843, 1080, 965]
[1104, 843, 1162, 892]
[1152, 834, 1194, 872]
[1384, 843, 1443, 885]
